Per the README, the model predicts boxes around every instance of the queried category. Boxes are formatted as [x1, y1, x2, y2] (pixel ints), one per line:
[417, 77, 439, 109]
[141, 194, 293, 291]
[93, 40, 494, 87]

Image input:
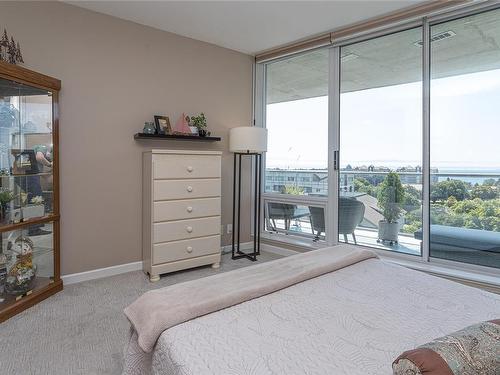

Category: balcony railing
[263, 168, 500, 268]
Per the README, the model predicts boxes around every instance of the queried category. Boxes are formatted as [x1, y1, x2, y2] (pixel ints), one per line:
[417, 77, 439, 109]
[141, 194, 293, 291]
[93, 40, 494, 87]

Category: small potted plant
[377, 172, 404, 245]
[0, 188, 14, 224]
[189, 113, 208, 136]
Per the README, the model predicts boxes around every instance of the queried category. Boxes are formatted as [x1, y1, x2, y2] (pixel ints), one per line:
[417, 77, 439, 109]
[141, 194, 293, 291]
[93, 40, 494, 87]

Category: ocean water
[435, 168, 500, 184]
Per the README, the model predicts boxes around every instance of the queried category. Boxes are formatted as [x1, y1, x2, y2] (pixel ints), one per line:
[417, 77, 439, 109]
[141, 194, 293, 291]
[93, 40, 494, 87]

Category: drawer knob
[187, 166, 194, 172]
[186, 226, 193, 233]
[187, 206, 193, 213]
[186, 246, 193, 253]
[187, 186, 193, 192]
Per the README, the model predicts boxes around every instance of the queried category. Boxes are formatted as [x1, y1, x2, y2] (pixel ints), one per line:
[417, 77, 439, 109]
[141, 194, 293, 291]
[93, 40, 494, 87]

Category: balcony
[264, 211, 420, 256]
[264, 169, 500, 268]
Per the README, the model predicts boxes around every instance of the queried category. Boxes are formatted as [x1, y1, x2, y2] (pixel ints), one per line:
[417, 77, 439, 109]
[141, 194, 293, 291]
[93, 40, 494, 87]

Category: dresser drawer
[152, 235, 220, 264]
[154, 179, 220, 201]
[154, 198, 220, 222]
[154, 216, 220, 243]
[153, 154, 221, 179]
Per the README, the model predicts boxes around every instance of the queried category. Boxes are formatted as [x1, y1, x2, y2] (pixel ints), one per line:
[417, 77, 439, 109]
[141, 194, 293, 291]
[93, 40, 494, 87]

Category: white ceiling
[67, 1, 423, 55]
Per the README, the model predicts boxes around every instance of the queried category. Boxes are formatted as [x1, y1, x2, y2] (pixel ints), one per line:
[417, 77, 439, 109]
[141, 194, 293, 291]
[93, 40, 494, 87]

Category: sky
[266, 68, 500, 171]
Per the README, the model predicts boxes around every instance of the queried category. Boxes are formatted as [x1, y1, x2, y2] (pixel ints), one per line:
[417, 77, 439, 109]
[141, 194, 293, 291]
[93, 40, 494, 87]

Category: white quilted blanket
[146, 257, 499, 375]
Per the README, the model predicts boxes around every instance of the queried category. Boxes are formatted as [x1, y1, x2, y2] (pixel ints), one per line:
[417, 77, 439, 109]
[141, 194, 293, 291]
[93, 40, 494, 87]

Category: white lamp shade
[229, 127, 267, 153]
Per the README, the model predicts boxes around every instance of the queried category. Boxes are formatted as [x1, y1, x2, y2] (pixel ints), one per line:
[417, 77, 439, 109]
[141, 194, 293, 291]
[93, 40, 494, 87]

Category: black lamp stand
[231, 152, 262, 261]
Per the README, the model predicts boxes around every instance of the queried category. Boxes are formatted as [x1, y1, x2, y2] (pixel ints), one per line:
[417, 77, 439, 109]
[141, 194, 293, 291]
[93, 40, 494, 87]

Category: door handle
[333, 150, 339, 171]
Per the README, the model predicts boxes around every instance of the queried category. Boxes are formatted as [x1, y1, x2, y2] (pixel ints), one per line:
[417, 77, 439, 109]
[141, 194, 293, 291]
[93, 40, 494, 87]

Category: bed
[123, 244, 500, 375]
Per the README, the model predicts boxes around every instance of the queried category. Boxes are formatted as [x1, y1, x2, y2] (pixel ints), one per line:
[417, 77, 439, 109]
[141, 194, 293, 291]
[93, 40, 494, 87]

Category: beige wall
[0, 1, 254, 274]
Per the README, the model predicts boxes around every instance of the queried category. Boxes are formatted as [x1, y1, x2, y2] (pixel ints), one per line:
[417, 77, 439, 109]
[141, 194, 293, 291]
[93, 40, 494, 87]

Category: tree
[377, 172, 404, 223]
[353, 177, 378, 197]
[402, 184, 421, 211]
[281, 185, 304, 195]
[483, 178, 496, 186]
[471, 184, 497, 200]
[446, 195, 458, 207]
[430, 179, 470, 202]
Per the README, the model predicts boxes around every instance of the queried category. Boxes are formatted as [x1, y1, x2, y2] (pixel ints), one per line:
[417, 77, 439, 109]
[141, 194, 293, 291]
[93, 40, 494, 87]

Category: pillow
[393, 319, 500, 375]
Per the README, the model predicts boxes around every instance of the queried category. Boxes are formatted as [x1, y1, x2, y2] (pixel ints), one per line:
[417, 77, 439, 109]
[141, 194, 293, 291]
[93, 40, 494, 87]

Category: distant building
[265, 166, 439, 195]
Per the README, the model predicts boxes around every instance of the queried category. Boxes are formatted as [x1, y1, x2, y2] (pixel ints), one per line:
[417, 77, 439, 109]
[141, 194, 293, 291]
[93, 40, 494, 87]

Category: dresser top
[147, 149, 223, 155]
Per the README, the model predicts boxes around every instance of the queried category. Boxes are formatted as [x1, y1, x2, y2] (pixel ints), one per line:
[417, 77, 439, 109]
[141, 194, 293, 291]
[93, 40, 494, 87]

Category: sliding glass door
[258, 3, 500, 272]
[429, 9, 500, 268]
[263, 50, 329, 240]
[338, 27, 423, 255]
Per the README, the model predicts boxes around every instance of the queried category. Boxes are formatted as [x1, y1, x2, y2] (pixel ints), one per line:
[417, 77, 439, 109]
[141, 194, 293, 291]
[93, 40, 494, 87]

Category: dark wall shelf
[134, 133, 221, 141]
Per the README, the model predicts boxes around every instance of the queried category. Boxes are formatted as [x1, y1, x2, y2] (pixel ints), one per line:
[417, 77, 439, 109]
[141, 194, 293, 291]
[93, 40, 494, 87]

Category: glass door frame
[329, 19, 425, 252]
[255, 1, 500, 284]
[257, 49, 330, 245]
[327, 46, 340, 246]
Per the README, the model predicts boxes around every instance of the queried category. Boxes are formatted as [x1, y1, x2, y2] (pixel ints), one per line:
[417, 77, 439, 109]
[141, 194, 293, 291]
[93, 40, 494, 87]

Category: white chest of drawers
[142, 150, 222, 282]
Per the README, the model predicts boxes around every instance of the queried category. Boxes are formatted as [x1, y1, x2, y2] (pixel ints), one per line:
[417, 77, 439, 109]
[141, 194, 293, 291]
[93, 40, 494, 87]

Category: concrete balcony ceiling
[267, 9, 500, 103]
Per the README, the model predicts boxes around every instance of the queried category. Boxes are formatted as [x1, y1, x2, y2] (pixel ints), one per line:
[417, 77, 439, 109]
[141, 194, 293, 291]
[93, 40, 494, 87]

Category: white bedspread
[149, 257, 499, 375]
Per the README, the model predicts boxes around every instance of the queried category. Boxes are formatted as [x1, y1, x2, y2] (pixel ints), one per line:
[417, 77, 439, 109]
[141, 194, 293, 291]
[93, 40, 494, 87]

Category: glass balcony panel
[264, 202, 325, 241]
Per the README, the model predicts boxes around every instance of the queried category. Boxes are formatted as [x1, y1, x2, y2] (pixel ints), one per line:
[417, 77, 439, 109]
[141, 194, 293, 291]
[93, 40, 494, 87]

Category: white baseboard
[62, 261, 143, 285]
[62, 243, 296, 285]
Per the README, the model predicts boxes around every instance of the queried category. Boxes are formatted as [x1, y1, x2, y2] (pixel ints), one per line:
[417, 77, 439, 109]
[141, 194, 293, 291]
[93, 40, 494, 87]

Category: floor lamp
[229, 127, 267, 261]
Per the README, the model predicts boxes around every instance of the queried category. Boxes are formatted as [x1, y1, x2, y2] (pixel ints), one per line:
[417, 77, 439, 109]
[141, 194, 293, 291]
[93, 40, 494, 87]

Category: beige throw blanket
[124, 244, 377, 355]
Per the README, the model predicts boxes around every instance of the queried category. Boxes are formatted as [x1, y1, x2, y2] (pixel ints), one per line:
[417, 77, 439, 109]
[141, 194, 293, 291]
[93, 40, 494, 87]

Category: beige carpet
[0, 251, 282, 375]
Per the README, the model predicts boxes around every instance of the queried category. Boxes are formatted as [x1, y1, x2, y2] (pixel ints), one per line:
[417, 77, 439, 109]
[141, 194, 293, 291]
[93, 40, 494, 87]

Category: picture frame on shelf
[154, 115, 172, 135]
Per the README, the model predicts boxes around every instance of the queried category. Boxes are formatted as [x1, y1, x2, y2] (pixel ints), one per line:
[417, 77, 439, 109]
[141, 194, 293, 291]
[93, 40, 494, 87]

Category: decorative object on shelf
[23, 120, 37, 132]
[154, 115, 172, 135]
[377, 172, 404, 245]
[172, 113, 191, 135]
[185, 116, 197, 135]
[5, 236, 36, 295]
[188, 125, 198, 135]
[229, 126, 268, 261]
[143, 122, 156, 135]
[189, 113, 208, 136]
[0, 188, 14, 224]
[22, 196, 45, 221]
[0, 168, 9, 176]
[11, 149, 38, 175]
[0, 29, 23, 65]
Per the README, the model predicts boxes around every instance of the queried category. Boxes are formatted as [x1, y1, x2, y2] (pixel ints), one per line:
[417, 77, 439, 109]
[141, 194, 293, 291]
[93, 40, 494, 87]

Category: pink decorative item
[173, 113, 191, 135]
